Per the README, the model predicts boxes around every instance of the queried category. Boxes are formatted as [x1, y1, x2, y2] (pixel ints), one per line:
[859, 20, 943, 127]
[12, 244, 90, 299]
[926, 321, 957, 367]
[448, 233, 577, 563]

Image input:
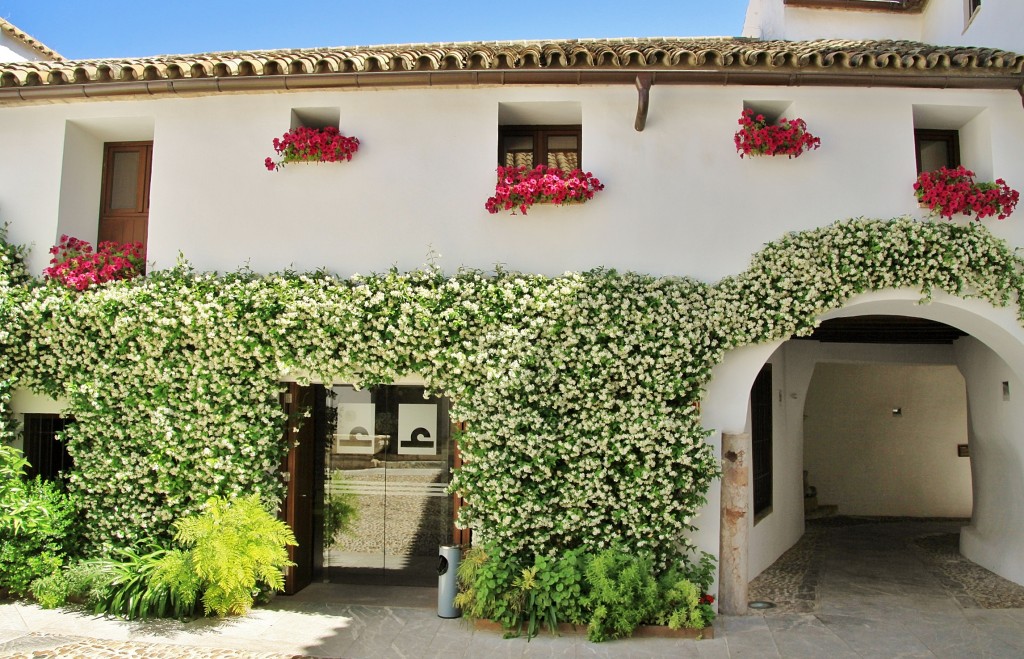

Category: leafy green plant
[64, 546, 200, 619]
[324, 472, 358, 548]
[30, 560, 115, 609]
[456, 544, 587, 639]
[157, 495, 296, 616]
[583, 548, 660, 642]
[0, 444, 79, 597]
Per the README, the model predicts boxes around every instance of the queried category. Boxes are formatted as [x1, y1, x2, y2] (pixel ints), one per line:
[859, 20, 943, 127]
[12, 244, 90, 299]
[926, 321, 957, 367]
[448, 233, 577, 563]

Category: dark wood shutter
[751, 365, 773, 517]
[281, 383, 315, 595]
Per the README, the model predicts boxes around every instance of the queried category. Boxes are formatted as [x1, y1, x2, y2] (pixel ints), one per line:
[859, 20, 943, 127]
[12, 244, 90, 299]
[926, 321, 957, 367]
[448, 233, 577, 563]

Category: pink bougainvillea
[914, 166, 1019, 220]
[485, 165, 605, 215]
[734, 108, 821, 159]
[264, 126, 360, 171]
[44, 235, 144, 291]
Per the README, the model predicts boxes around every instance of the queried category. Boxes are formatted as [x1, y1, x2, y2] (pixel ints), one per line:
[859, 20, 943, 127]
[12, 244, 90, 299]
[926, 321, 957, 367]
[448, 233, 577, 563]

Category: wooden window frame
[966, 0, 981, 22]
[498, 125, 582, 170]
[914, 129, 960, 174]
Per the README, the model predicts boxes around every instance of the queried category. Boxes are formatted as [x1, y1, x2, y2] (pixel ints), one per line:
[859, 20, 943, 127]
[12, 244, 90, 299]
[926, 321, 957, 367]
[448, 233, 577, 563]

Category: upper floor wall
[744, 0, 1023, 52]
[1, 81, 1021, 283]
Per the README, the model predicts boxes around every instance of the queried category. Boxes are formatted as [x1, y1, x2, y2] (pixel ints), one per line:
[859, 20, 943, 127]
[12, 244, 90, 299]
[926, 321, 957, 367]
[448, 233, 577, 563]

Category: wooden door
[451, 423, 472, 547]
[98, 142, 152, 256]
[281, 382, 315, 595]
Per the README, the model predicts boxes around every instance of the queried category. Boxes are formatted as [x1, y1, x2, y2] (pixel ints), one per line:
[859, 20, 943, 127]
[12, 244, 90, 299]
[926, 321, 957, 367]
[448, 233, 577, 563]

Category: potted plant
[914, 166, 1019, 220]
[485, 165, 604, 215]
[265, 126, 360, 171]
[734, 108, 821, 159]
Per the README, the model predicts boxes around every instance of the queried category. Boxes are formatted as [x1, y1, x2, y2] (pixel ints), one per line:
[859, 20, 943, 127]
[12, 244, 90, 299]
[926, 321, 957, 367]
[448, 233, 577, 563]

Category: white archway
[699, 287, 1024, 593]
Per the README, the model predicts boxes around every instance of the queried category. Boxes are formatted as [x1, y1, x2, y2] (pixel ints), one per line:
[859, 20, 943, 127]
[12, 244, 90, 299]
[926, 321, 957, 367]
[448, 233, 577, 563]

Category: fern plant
[157, 495, 297, 616]
[583, 548, 660, 642]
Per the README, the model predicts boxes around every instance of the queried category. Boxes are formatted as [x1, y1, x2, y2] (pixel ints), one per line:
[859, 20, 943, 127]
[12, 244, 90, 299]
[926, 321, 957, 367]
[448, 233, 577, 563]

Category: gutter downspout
[635, 75, 653, 132]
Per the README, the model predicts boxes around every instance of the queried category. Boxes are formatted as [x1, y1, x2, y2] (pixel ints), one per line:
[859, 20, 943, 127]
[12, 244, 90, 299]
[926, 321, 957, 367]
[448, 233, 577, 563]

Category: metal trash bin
[437, 544, 462, 619]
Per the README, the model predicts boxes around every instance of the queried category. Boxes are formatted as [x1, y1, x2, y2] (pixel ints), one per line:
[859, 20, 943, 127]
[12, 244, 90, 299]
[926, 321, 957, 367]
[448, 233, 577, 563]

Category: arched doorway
[703, 288, 1024, 610]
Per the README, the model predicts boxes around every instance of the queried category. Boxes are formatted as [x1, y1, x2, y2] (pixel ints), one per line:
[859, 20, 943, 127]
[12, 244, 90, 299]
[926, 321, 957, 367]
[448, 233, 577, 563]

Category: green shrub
[81, 546, 200, 619]
[455, 544, 587, 639]
[30, 560, 115, 609]
[324, 472, 358, 548]
[0, 444, 79, 597]
[583, 548, 660, 642]
[156, 495, 297, 617]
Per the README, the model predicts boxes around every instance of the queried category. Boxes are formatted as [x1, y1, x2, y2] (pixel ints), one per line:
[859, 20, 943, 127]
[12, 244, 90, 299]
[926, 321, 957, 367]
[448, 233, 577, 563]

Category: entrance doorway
[316, 384, 456, 587]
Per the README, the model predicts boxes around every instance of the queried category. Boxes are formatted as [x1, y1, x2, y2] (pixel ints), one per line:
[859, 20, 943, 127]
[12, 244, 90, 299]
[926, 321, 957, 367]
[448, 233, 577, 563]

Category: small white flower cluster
[0, 217, 1020, 563]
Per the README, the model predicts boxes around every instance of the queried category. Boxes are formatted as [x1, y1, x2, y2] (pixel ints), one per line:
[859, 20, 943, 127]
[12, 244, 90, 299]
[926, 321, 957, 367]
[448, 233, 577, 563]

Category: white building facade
[1, 0, 1023, 598]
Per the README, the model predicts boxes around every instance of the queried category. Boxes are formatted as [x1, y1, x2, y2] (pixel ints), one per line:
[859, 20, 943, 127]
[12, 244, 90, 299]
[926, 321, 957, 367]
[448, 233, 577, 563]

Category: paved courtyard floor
[1, 519, 1022, 657]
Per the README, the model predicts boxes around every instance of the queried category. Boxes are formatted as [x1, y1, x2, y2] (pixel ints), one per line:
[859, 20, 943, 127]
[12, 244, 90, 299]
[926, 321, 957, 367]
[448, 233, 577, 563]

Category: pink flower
[734, 109, 820, 159]
[265, 126, 360, 171]
[43, 236, 144, 290]
[485, 165, 604, 215]
[914, 166, 1019, 220]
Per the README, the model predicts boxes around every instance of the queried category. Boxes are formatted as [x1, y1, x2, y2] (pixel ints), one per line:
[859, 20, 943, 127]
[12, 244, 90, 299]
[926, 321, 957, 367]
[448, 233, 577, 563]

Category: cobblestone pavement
[748, 516, 1024, 615]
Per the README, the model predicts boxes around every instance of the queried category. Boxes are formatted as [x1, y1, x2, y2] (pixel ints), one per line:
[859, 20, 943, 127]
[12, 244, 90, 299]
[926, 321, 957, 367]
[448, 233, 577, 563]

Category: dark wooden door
[282, 382, 315, 595]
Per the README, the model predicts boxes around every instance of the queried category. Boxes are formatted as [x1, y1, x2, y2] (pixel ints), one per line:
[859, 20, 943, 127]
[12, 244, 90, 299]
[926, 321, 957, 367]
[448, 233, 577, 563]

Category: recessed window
[966, 0, 982, 25]
[914, 129, 960, 174]
[499, 125, 581, 171]
[22, 414, 73, 485]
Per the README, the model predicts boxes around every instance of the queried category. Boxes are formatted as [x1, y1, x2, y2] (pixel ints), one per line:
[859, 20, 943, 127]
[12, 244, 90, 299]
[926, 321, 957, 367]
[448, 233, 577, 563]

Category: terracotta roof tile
[0, 17, 63, 61]
[0, 37, 1019, 94]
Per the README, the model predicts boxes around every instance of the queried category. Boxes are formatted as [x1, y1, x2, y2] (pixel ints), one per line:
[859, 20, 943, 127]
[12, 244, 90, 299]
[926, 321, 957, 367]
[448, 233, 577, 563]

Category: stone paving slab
[2, 520, 1024, 657]
[0, 632, 310, 658]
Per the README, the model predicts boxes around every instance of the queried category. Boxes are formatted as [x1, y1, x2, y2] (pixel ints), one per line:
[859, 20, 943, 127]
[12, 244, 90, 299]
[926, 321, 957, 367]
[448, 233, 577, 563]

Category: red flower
[265, 126, 360, 171]
[485, 165, 604, 215]
[914, 166, 1019, 220]
[44, 235, 144, 291]
[734, 108, 820, 159]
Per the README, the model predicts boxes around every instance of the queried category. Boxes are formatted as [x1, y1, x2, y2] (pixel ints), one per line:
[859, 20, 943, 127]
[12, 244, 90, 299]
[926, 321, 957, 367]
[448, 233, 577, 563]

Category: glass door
[320, 384, 453, 586]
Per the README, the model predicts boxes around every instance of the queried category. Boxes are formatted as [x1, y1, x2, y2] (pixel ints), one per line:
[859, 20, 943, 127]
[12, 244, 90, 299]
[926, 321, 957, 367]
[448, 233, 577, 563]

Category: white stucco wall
[0, 85, 1022, 278]
[803, 362, 972, 517]
[955, 336, 1024, 585]
[744, 0, 1022, 51]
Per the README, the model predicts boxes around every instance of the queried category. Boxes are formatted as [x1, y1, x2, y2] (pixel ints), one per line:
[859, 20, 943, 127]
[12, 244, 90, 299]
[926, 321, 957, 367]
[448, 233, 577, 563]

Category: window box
[734, 109, 820, 159]
[485, 165, 604, 215]
[914, 166, 1019, 220]
[265, 126, 359, 171]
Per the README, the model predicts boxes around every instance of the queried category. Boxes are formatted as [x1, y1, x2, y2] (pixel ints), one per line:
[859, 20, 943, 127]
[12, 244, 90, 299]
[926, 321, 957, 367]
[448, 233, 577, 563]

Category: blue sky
[2, 1, 751, 60]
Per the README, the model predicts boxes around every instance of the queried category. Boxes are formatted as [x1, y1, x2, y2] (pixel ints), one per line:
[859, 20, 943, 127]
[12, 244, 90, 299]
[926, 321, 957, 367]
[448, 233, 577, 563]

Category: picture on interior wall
[334, 402, 377, 454]
[398, 404, 438, 455]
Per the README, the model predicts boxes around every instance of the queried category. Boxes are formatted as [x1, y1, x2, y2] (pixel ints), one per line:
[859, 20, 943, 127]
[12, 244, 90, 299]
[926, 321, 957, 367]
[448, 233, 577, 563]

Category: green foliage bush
[156, 494, 297, 617]
[31, 495, 295, 619]
[456, 544, 587, 638]
[324, 471, 358, 548]
[0, 444, 79, 597]
[31, 547, 199, 619]
[457, 543, 716, 642]
[2, 218, 1023, 589]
